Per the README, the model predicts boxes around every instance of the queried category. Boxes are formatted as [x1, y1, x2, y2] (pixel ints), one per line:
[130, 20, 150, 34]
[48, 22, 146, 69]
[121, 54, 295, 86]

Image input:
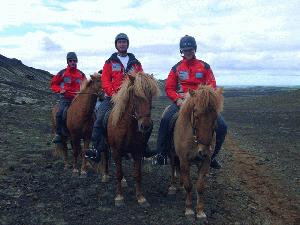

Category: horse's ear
[91, 72, 100, 80]
[128, 74, 135, 84]
[189, 89, 195, 97]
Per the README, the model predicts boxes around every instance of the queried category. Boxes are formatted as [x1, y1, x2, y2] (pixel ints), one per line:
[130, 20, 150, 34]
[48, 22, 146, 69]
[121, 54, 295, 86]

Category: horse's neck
[71, 88, 97, 113]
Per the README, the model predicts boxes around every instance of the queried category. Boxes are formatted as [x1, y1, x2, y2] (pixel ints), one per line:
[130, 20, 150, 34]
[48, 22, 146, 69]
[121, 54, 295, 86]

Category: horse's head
[111, 72, 160, 132]
[128, 73, 160, 133]
[184, 86, 223, 155]
[80, 72, 104, 99]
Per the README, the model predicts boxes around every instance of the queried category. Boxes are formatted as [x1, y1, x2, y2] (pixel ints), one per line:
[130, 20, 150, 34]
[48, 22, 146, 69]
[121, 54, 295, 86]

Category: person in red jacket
[156, 35, 227, 169]
[85, 33, 154, 162]
[51, 52, 86, 143]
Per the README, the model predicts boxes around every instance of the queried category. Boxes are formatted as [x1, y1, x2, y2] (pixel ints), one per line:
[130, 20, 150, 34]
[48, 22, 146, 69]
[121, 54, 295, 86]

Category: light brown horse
[51, 73, 103, 175]
[104, 72, 160, 207]
[169, 85, 223, 221]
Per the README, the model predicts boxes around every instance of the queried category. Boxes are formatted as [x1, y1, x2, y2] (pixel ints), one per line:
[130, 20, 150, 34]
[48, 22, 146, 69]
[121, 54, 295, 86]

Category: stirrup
[52, 134, 62, 144]
[156, 154, 168, 165]
[85, 146, 101, 163]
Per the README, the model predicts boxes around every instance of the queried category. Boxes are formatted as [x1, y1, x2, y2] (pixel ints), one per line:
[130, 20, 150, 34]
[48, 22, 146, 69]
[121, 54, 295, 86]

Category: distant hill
[0, 54, 53, 105]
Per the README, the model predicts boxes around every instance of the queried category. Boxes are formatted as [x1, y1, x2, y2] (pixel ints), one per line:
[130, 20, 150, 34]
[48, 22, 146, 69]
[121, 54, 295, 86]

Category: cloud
[42, 37, 62, 51]
[0, 0, 299, 85]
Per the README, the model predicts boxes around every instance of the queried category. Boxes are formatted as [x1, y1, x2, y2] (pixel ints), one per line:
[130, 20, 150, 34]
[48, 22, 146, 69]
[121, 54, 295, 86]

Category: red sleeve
[50, 73, 63, 93]
[165, 69, 182, 102]
[204, 68, 217, 90]
[101, 62, 115, 96]
[137, 63, 143, 72]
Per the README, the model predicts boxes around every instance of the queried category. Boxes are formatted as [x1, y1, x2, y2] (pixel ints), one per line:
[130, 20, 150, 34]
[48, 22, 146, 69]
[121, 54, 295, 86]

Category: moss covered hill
[0, 54, 52, 105]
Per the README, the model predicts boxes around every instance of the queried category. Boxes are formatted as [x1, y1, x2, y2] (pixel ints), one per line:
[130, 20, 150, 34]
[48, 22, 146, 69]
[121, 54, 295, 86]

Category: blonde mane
[111, 72, 160, 126]
[180, 85, 223, 116]
[79, 72, 101, 92]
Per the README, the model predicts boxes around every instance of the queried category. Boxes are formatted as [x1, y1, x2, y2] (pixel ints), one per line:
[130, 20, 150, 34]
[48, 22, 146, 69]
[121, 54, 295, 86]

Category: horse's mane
[180, 85, 223, 116]
[80, 72, 100, 92]
[111, 72, 160, 126]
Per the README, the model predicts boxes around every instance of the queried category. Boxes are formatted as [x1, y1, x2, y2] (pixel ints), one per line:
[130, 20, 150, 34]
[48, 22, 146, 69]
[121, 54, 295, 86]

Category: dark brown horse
[103, 72, 160, 207]
[168, 85, 223, 221]
[51, 73, 103, 175]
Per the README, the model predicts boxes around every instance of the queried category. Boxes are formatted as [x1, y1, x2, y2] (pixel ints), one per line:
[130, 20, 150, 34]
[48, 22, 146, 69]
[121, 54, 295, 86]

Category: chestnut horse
[169, 85, 223, 221]
[51, 73, 103, 175]
[104, 72, 159, 207]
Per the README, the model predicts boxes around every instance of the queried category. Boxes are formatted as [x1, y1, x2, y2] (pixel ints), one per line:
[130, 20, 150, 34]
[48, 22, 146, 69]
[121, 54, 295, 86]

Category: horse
[103, 72, 160, 207]
[168, 85, 223, 221]
[51, 73, 103, 176]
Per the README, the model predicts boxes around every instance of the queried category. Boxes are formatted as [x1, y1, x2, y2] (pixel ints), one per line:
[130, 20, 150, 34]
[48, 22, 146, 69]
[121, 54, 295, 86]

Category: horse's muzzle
[138, 119, 153, 134]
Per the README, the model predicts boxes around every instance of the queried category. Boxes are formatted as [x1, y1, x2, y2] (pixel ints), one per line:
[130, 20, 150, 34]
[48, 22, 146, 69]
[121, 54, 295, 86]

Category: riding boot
[210, 158, 222, 169]
[52, 116, 63, 143]
[85, 144, 101, 163]
[85, 124, 103, 163]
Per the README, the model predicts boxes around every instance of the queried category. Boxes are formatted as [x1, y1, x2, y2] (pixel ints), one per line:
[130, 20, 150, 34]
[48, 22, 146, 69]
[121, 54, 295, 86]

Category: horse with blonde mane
[103, 72, 159, 207]
[51, 73, 103, 176]
[168, 85, 223, 221]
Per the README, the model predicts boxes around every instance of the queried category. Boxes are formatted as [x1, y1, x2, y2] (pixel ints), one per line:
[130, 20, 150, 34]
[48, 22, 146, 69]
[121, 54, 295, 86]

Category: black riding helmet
[179, 35, 197, 53]
[115, 33, 129, 48]
[66, 52, 78, 62]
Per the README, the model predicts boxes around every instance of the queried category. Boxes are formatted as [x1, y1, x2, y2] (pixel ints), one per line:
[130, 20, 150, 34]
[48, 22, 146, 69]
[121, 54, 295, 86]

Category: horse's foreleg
[62, 141, 69, 170]
[71, 138, 81, 174]
[80, 139, 89, 176]
[195, 158, 210, 221]
[168, 154, 177, 195]
[133, 156, 149, 207]
[180, 159, 194, 217]
[114, 155, 124, 206]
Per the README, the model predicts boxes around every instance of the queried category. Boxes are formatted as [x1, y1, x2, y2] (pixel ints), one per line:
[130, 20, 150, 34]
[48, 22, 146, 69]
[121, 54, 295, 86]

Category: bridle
[128, 97, 152, 133]
[191, 109, 214, 147]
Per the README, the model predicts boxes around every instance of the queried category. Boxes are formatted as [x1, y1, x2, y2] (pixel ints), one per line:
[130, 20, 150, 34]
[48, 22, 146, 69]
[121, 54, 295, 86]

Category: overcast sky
[1, 0, 300, 86]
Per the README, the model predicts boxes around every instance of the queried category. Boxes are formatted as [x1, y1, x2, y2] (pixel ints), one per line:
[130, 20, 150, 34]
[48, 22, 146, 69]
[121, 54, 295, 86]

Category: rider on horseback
[156, 35, 228, 169]
[51, 52, 86, 143]
[85, 33, 155, 163]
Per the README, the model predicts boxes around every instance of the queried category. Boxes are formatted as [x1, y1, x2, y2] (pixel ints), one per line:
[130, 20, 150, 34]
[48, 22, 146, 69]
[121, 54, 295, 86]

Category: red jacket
[165, 58, 216, 102]
[101, 53, 143, 96]
[50, 65, 86, 100]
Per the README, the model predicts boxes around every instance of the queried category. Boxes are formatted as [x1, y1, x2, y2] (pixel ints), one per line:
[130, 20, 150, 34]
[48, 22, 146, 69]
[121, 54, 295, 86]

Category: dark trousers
[156, 103, 228, 160]
[56, 96, 71, 135]
[91, 97, 112, 151]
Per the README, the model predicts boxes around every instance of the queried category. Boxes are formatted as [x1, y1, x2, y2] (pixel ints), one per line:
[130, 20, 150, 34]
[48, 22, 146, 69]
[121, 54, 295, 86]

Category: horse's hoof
[121, 178, 127, 187]
[168, 186, 177, 195]
[101, 175, 110, 183]
[196, 211, 207, 220]
[72, 169, 79, 176]
[115, 196, 125, 207]
[80, 171, 87, 178]
[138, 198, 150, 207]
[64, 165, 69, 171]
[185, 208, 195, 218]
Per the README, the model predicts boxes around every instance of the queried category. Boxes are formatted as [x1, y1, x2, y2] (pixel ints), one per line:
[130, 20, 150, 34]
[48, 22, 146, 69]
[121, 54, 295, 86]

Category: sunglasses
[68, 59, 77, 63]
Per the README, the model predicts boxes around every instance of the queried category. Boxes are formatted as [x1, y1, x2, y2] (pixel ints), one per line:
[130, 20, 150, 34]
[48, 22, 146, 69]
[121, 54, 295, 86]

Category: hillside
[0, 54, 52, 105]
